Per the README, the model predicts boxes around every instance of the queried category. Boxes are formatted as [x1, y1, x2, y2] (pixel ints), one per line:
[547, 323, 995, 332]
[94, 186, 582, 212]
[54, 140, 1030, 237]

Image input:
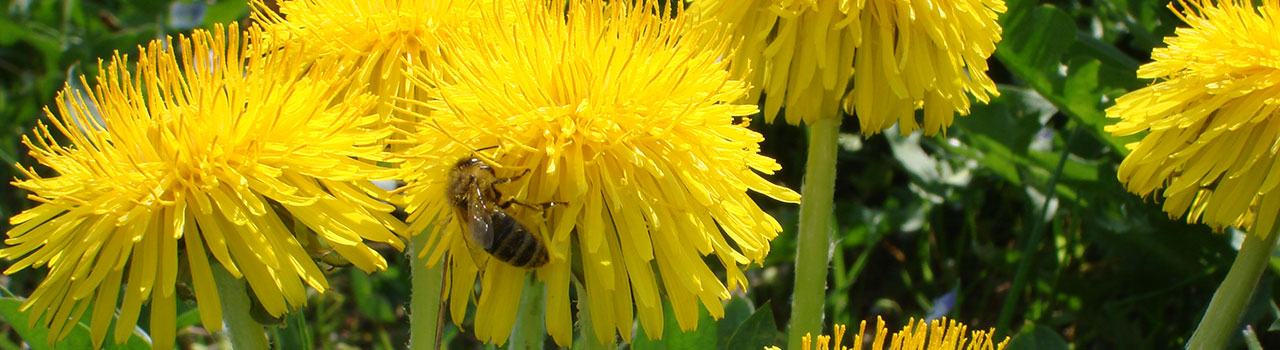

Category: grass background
[0, 0, 1274, 349]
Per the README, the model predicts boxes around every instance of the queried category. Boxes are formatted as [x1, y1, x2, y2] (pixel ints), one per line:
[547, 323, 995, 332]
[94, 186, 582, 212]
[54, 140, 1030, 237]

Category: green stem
[787, 116, 841, 349]
[1186, 216, 1280, 350]
[996, 127, 1080, 335]
[211, 264, 269, 350]
[509, 274, 545, 350]
[409, 231, 446, 350]
[576, 281, 615, 350]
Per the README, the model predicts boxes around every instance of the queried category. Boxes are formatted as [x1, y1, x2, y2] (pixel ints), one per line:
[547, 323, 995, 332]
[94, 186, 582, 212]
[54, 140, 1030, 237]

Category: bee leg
[498, 199, 566, 210]
[436, 251, 451, 349]
[541, 201, 567, 209]
[499, 199, 568, 219]
[492, 168, 531, 185]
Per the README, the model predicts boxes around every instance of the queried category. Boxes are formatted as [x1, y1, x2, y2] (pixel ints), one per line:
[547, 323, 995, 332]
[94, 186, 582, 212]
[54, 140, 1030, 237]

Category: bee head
[455, 156, 496, 175]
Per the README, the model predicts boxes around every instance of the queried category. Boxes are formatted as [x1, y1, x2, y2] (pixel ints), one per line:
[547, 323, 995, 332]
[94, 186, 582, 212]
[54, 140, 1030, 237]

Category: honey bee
[447, 155, 558, 268]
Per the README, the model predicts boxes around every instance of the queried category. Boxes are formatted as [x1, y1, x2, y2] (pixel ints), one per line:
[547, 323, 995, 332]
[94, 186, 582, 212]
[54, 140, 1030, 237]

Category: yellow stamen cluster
[767, 317, 1009, 350]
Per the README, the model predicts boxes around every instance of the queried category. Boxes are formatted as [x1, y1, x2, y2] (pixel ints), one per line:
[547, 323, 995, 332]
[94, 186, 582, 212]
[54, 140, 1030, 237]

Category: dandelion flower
[0, 23, 405, 349]
[251, 0, 513, 125]
[764, 317, 1009, 350]
[688, 0, 1005, 133]
[397, 0, 800, 346]
[1106, 0, 1280, 234]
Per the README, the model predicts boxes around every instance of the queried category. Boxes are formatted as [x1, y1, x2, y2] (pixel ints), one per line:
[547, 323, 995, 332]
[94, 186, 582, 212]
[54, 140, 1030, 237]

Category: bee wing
[466, 186, 496, 250]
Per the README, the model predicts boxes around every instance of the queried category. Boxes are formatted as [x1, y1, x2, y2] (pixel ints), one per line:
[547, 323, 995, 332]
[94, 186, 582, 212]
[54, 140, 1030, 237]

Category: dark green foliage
[0, 296, 151, 350]
[632, 299, 717, 350]
[725, 302, 777, 350]
[1007, 324, 1069, 350]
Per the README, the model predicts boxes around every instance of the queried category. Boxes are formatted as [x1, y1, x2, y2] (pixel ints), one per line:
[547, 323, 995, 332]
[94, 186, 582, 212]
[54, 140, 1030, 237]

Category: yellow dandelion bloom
[397, 0, 800, 346]
[1106, 0, 1280, 234]
[1, 23, 405, 349]
[251, 0, 513, 125]
[688, 0, 1005, 133]
[765, 317, 1009, 350]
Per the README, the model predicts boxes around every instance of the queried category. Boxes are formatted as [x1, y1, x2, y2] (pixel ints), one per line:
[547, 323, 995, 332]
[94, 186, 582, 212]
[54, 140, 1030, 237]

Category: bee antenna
[414, 116, 507, 167]
[469, 145, 511, 168]
[470, 145, 522, 167]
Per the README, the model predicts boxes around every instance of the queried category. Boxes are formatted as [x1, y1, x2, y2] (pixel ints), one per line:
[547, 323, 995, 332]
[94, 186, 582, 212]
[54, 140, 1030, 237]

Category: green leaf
[952, 87, 1089, 202]
[716, 296, 754, 350]
[201, 0, 251, 28]
[1070, 33, 1141, 73]
[1026, 150, 1100, 182]
[1005, 324, 1069, 350]
[0, 297, 151, 350]
[997, 3, 1075, 89]
[349, 268, 396, 322]
[175, 308, 201, 332]
[1060, 60, 1139, 154]
[996, 2, 1134, 155]
[272, 311, 314, 350]
[632, 300, 716, 350]
[725, 302, 777, 350]
[1244, 325, 1263, 350]
[0, 18, 24, 46]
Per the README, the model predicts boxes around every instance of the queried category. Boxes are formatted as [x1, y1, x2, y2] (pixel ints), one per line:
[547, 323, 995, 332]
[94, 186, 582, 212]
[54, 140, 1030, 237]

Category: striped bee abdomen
[485, 210, 549, 268]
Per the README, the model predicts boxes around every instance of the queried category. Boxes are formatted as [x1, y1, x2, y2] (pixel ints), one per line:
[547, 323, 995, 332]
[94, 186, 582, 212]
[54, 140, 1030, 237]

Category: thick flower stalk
[397, 0, 800, 346]
[688, 0, 1005, 133]
[1105, 1, 1280, 348]
[765, 317, 1009, 350]
[0, 23, 405, 349]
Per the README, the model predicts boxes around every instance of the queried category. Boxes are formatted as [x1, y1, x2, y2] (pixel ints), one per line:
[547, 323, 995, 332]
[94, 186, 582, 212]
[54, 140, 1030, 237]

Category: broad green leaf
[725, 302, 777, 350]
[1060, 60, 1139, 154]
[0, 18, 23, 46]
[1071, 34, 1141, 73]
[632, 300, 716, 350]
[272, 311, 314, 350]
[716, 296, 754, 350]
[996, 2, 1132, 154]
[174, 308, 201, 332]
[1026, 150, 1100, 182]
[0, 297, 151, 350]
[952, 88, 1086, 202]
[1006, 324, 1069, 350]
[997, 2, 1075, 89]
[201, 0, 251, 28]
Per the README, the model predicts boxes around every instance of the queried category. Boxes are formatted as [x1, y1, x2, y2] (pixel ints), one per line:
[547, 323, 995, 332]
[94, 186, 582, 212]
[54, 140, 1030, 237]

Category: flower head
[398, 0, 800, 345]
[765, 317, 1009, 350]
[252, 0, 511, 125]
[1106, 0, 1280, 234]
[688, 0, 1005, 133]
[1, 23, 405, 348]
